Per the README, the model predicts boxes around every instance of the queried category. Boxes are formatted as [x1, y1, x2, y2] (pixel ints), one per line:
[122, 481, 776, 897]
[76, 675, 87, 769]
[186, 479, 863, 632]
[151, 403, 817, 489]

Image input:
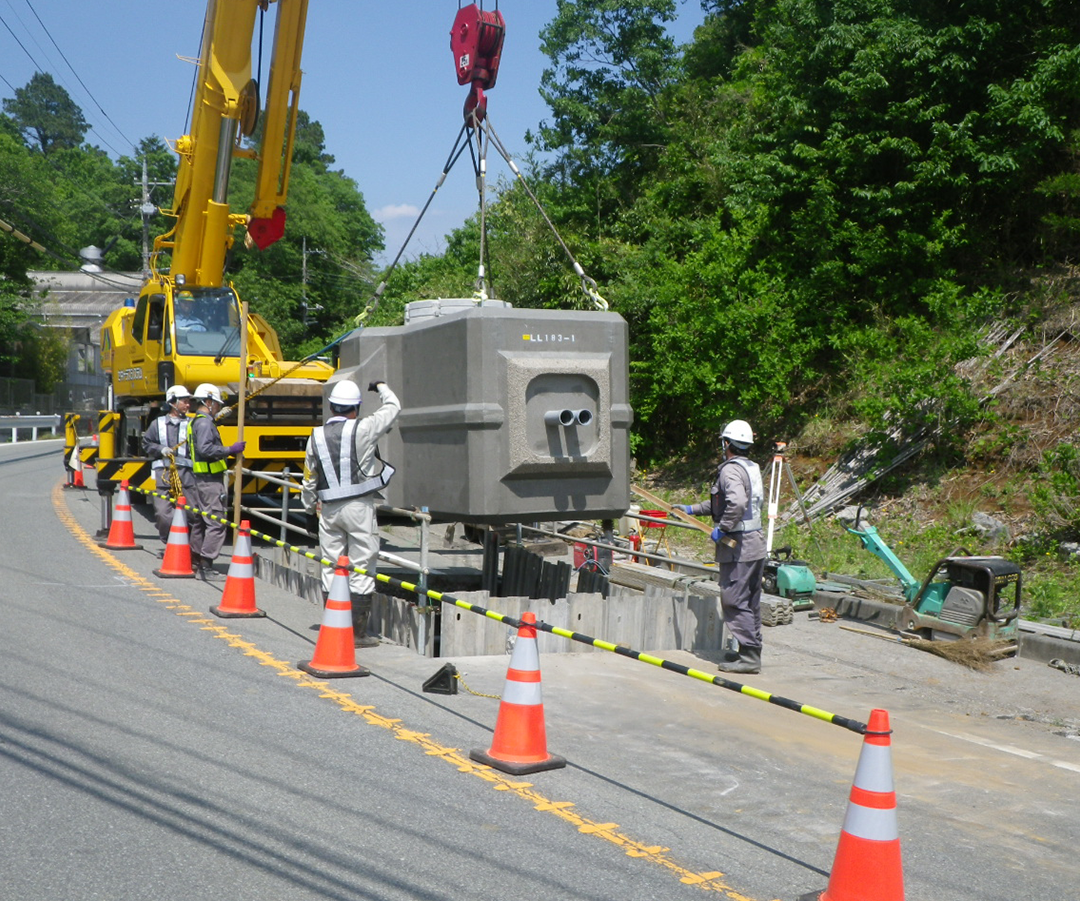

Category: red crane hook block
[450, 3, 506, 122]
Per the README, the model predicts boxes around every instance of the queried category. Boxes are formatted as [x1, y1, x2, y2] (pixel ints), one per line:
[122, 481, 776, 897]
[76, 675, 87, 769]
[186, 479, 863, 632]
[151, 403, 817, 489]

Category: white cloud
[375, 204, 422, 222]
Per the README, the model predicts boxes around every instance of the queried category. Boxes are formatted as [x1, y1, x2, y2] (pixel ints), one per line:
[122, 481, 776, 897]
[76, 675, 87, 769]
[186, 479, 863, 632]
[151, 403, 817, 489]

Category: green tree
[568, 0, 1080, 459]
[0, 129, 59, 375]
[3, 73, 89, 154]
[537, 0, 684, 221]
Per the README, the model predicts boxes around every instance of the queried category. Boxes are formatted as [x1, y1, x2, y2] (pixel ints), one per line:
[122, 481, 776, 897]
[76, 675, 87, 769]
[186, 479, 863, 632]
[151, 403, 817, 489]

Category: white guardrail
[0, 414, 62, 442]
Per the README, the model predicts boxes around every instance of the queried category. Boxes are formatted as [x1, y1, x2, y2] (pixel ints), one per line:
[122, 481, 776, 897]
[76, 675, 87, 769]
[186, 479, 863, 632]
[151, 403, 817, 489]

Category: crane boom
[157, 0, 309, 285]
[85, 0, 332, 504]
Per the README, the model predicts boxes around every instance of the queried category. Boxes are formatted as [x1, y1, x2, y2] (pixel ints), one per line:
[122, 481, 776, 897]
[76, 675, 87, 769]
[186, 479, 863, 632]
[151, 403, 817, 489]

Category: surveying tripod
[765, 441, 823, 562]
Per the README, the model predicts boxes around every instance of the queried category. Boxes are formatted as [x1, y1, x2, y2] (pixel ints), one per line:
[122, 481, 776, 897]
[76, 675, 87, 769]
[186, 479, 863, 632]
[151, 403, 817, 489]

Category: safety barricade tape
[133, 485, 869, 736]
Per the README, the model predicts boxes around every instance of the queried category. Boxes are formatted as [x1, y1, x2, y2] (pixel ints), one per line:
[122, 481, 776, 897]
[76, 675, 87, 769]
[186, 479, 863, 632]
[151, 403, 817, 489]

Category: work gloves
[367, 380, 385, 392]
[227, 440, 246, 455]
[675, 505, 694, 514]
[711, 526, 725, 543]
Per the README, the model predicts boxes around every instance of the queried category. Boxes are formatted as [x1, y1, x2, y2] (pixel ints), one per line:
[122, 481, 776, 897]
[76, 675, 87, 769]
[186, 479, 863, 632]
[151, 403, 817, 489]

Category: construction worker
[142, 384, 195, 543]
[187, 383, 245, 577]
[677, 419, 766, 674]
[302, 378, 400, 647]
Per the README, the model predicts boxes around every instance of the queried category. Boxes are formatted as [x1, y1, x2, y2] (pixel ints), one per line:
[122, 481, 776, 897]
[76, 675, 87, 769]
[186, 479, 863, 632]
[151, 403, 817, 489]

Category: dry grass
[904, 637, 1017, 672]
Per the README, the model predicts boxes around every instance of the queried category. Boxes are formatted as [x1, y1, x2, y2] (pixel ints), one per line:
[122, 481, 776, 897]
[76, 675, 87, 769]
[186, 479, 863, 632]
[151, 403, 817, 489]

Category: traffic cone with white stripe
[153, 496, 195, 579]
[817, 708, 904, 901]
[211, 520, 265, 618]
[101, 480, 142, 550]
[297, 556, 369, 678]
[469, 611, 566, 775]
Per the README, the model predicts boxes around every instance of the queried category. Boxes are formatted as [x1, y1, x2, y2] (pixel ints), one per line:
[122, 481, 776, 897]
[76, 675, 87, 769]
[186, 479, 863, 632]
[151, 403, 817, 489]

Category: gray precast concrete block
[333, 303, 633, 524]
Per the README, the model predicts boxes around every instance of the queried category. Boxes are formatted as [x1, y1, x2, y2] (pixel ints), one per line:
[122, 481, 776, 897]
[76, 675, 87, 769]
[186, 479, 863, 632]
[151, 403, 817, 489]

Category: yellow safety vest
[189, 413, 228, 475]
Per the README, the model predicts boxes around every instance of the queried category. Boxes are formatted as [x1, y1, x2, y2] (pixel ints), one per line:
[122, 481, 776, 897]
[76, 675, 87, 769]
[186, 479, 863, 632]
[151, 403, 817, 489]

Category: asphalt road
[2, 439, 1078, 901]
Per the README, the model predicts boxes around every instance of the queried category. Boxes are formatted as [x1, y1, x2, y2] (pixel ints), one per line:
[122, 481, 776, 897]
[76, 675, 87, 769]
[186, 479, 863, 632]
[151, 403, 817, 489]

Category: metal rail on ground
[517, 522, 716, 577]
[138, 485, 432, 590]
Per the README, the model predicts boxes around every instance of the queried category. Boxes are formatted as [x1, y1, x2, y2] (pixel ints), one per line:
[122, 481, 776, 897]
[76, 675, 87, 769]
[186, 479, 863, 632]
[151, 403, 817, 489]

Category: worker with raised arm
[676, 419, 767, 674]
[142, 384, 195, 544]
[302, 379, 401, 647]
[186, 383, 245, 577]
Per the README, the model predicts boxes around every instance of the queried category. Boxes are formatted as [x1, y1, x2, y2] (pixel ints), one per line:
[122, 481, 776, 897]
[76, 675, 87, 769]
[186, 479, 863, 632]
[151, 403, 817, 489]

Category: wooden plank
[631, 484, 713, 534]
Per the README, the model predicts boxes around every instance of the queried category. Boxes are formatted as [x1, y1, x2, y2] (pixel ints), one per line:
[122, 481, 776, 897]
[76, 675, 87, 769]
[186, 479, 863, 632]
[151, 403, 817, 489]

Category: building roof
[30, 270, 143, 345]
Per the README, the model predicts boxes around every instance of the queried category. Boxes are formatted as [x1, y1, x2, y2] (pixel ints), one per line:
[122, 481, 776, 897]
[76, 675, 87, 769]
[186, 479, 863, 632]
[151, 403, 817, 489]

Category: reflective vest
[188, 413, 228, 475]
[312, 418, 394, 502]
[711, 456, 764, 532]
[149, 415, 192, 471]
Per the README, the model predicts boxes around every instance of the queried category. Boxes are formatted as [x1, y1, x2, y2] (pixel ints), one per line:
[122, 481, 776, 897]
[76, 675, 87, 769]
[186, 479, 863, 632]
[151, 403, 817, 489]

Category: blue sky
[0, 1, 706, 267]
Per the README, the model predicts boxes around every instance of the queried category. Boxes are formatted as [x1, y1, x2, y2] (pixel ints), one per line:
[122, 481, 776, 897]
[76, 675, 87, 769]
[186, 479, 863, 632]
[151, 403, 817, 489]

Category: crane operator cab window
[173, 288, 242, 357]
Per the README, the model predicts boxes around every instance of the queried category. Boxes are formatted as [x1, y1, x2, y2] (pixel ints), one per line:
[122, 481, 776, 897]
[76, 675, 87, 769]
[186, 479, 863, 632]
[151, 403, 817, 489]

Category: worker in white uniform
[302, 378, 401, 647]
[142, 384, 194, 543]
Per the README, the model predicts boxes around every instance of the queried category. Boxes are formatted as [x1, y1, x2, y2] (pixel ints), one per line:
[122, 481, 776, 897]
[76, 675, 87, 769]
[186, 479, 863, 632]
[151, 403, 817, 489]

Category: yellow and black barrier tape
[133, 485, 869, 736]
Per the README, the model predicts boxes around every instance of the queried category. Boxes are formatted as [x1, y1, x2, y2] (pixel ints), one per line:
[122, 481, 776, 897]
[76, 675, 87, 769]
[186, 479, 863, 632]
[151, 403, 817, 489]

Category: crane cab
[103, 283, 247, 399]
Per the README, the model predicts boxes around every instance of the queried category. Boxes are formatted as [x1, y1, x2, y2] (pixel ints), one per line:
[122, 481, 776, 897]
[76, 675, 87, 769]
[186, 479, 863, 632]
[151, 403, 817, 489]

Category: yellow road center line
[52, 482, 770, 900]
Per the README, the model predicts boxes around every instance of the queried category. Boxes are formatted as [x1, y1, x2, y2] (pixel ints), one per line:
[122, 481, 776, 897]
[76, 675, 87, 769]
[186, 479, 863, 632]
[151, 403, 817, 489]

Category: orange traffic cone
[816, 709, 904, 901]
[469, 611, 566, 775]
[297, 556, 369, 678]
[70, 464, 85, 489]
[211, 520, 265, 618]
[154, 497, 196, 579]
[100, 480, 142, 550]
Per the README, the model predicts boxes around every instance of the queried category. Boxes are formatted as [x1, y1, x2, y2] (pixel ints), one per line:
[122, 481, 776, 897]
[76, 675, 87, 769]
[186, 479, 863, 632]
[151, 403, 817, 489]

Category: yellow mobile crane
[72, 0, 332, 505]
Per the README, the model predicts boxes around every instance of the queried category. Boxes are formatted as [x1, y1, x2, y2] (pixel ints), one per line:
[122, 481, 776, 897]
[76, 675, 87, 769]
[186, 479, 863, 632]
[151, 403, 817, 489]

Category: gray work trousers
[152, 467, 194, 543]
[717, 557, 766, 649]
[188, 474, 227, 561]
[318, 495, 379, 595]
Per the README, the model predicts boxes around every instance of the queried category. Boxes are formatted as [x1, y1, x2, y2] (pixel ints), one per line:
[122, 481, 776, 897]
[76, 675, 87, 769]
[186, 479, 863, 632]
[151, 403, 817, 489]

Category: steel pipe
[544, 409, 575, 427]
[572, 409, 593, 426]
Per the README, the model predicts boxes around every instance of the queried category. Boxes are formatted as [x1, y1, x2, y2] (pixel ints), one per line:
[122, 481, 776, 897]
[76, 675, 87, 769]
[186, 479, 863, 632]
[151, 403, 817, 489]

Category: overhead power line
[0, 6, 129, 158]
[21, 0, 137, 153]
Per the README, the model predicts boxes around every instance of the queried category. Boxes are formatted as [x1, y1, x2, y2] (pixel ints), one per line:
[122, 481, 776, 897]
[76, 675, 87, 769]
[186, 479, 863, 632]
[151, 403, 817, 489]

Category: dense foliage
[3, 2, 1080, 468]
[395, 0, 1080, 465]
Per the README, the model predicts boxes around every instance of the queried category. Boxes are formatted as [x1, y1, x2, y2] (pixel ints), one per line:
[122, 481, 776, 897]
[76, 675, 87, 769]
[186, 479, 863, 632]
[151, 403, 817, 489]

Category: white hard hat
[328, 379, 362, 407]
[194, 383, 225, 405]
[165, 385, 191, 405]
[721, 419, 754, 448]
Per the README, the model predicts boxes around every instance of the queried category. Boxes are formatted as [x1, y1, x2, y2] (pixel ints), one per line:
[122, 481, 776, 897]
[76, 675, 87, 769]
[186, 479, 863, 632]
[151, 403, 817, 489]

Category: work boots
[197, 555, 219, 579]
[351, 593, 379, 648]
[717, 645, 761, 675]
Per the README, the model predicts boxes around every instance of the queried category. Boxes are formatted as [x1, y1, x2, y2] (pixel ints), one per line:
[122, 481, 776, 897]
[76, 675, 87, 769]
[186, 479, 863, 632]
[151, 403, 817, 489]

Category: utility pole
[300, 237, 324, 327]
[136, 156, 174, 274]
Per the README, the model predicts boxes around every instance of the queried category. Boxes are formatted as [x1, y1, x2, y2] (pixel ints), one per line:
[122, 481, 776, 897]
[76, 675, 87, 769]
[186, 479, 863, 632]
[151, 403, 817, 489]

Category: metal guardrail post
[418, 506, 430, 593]
[280, 466, 292, 544]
